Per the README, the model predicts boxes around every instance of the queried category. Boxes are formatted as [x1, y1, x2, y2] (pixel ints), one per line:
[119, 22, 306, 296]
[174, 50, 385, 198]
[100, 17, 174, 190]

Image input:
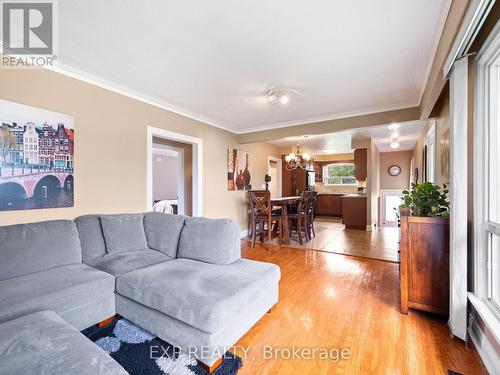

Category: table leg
[282, 203, 290, 245]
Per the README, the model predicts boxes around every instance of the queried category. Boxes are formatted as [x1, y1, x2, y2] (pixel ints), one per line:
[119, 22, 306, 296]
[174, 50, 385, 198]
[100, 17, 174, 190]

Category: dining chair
[287, 191, 309, 245]
[248, 190, 282, 249]
[306, 191, 318, 239]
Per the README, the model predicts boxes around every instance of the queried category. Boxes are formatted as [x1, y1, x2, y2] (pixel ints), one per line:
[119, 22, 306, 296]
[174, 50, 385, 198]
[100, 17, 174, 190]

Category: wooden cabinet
[354, 148, 367, 180]
[313, 162, 323, 182]
[315, 194, 343, 216]
[281, 156, 306, 196]
[342, 196, 367, 229]
[399, 215, 449, 315]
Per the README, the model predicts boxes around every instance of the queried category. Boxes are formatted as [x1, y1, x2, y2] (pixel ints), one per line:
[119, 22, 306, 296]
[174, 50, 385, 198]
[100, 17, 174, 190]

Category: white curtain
[449, 56, 468, 340]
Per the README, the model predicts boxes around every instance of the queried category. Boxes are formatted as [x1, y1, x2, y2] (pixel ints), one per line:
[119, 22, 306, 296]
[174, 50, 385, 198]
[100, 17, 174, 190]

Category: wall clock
[388, 165, 401, 177]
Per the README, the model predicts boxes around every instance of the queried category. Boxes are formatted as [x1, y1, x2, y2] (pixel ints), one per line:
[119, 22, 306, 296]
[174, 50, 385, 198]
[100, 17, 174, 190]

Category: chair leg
[297, 217, 303, 245]
[278, 218, 282, 245]
[311, 216, 316, 237]
[251, 219, 257, 248]
[268, 219, 272, 251]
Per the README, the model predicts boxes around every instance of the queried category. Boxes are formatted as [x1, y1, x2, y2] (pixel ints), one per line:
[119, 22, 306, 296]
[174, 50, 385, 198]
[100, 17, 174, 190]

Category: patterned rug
[82, 318, 242, 375]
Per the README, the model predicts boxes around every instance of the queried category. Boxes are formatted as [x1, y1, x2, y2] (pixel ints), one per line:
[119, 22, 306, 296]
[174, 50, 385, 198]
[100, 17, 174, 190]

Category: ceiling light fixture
[390, 138, 400, 149]
[388, 123, 400, 130]
[267, 88, 289, 105]
[285, 136, 312, 170]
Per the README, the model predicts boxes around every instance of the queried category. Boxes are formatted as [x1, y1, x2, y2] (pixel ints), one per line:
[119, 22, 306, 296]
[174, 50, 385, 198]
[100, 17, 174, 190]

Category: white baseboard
[240, 229, 249, 238]
[469, 319, 500, 375]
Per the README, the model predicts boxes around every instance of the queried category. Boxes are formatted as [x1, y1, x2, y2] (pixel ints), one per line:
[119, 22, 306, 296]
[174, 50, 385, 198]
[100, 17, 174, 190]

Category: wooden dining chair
[287, 191, 309, 245]
[306, 191, 318, 239]
[248, 190, 282, 249]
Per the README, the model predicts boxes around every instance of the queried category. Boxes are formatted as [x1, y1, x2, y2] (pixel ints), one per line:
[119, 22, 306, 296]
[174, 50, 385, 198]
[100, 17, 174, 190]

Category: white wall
[153, 153, 178, 201]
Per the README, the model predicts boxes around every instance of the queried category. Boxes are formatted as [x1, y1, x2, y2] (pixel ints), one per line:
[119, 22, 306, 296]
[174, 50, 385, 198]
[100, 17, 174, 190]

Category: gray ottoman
[0, 311, 128, 375]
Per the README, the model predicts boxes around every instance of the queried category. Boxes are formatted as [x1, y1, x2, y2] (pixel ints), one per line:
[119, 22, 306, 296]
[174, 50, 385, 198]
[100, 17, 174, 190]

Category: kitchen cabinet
[342, 196, 367, 229]
[281, 155, 307, 196]
[354, 148, 367, 180]
[315, 194, 343, 216]
[313, 162, 323, 182]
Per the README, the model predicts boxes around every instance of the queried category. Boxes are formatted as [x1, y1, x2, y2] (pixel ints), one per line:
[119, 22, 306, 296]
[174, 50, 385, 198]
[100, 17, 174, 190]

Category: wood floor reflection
[248, 216, 400, 262]
[232, 243, 486, 375]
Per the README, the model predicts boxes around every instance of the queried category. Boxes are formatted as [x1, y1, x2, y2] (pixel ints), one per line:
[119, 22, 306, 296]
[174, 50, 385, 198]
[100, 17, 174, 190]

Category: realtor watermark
[0, 0, 58, 68]
[150, 345, 351, 363]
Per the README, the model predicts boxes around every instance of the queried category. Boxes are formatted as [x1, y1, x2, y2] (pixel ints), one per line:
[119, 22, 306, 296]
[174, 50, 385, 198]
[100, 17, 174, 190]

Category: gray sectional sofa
[0, 212, 281, 373]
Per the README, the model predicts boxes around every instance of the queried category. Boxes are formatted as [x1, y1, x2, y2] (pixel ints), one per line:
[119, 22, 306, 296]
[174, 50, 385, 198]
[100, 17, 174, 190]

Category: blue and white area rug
[82, 318, 242, 375]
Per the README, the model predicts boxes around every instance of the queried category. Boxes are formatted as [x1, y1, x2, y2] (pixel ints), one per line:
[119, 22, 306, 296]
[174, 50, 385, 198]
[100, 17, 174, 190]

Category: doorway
[152, 144, 185, 215]
[380, 190, 403, 227]
[147, 127, 203, 216]
[267, 156, 282, 198]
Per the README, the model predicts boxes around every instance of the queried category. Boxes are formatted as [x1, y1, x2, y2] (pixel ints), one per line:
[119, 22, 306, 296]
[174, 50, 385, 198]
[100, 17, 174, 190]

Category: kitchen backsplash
[315, 182, 358, 194]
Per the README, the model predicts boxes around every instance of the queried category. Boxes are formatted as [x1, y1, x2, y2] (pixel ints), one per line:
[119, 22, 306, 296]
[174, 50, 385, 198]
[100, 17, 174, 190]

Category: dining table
[270, 196, 301, 245]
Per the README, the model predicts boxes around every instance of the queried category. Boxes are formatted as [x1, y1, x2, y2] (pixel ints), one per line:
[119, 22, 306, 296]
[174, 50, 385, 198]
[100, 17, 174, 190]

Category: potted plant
[400, 182, 449, 217]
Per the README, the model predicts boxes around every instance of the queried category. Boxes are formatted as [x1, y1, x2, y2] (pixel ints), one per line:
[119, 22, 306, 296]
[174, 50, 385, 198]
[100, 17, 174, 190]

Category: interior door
[381, 190, 403, 227]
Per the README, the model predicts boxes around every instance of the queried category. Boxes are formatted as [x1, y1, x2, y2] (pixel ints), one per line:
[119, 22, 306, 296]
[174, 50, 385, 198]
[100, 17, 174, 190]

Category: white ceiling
[269, 120, 428, 154]
[56, 1, 450, 133]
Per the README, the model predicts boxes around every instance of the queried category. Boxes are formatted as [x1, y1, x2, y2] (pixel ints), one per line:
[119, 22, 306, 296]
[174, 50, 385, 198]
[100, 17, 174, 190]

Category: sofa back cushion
[177, 217, 241, 264]
[143, 212, 186, 258]
[0, 220, 82, 281]
[74, 215, 107, 260]
[100, 214, 148, 253]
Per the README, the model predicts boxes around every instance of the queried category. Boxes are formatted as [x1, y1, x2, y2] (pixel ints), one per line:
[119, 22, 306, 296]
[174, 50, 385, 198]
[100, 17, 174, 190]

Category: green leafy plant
[400, 182, 449, 217]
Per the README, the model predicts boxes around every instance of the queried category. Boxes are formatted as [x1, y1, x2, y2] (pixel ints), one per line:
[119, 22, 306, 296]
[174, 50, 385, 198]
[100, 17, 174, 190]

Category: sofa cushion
[116, 258, 281, 333]
[0, 264, 115, 325]
[101, 214, 147, 253]
[143, 212, 186, 258]
[177, 217, 241, 264]
[0, 220, 82, 281]
[0, 311, 127, 375]
[75, 215, 107, 260]
[85, 248, 172, 276]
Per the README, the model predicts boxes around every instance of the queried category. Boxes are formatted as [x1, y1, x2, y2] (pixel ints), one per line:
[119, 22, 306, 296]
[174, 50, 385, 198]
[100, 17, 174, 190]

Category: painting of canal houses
[0, 99, 74, 211]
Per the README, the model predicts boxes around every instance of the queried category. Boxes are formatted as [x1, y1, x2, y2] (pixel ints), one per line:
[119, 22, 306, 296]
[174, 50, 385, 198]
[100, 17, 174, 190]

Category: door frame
[152, 145, 185, 215]
[147, 126, 203, 216]
[380, 189, 403, 227]
[267, 156, 282, 197]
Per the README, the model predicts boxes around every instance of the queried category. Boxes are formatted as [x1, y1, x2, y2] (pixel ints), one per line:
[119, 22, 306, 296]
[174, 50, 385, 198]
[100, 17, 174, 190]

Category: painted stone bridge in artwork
[0, 168, 73, 199]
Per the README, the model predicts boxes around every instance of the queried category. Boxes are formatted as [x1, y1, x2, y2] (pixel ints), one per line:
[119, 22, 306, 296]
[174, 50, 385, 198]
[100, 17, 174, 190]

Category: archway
[33, 175, 61, 199]
[64, 175, 74, 192]
[0, 182, 27, 210]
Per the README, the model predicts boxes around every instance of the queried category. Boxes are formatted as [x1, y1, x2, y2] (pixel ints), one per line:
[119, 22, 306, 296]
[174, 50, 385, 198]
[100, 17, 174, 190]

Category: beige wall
[0, 68, 281, 229]
[379, 151, 412, 190]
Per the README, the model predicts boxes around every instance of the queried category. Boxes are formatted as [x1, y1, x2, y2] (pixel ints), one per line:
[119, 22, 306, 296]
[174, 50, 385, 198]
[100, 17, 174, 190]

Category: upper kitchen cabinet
[354, 148, 367, 180]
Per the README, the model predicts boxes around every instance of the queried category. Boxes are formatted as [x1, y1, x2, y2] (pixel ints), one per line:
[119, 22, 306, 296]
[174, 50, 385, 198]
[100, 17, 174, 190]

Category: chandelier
[285, 142, 312, 170]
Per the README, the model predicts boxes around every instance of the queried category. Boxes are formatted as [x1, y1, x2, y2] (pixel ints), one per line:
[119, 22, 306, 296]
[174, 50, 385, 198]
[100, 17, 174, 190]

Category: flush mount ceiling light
[390, 138, 400, 149]
[267, 88, 289, 105]
[388, 123, 400, 130]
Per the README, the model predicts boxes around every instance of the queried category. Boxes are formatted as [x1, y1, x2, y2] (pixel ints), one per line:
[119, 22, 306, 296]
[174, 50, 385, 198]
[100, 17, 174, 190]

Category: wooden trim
[407, 216, 449, 224]
[197, 357, 223, 374]
[408, 301, 448, 316]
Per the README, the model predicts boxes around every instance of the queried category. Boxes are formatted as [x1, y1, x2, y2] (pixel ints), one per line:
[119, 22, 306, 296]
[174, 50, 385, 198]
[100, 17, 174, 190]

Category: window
[474, 24, 500, 318]
[323, 163, 356, 185]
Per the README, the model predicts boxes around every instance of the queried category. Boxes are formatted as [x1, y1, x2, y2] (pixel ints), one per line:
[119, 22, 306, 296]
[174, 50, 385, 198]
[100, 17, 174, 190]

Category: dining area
[247, 190, 318, 249]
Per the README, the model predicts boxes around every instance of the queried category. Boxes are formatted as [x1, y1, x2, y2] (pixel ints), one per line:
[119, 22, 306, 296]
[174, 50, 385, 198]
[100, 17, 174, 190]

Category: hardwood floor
[231, 242, 487, 375]
[250, 216, 400, 262]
